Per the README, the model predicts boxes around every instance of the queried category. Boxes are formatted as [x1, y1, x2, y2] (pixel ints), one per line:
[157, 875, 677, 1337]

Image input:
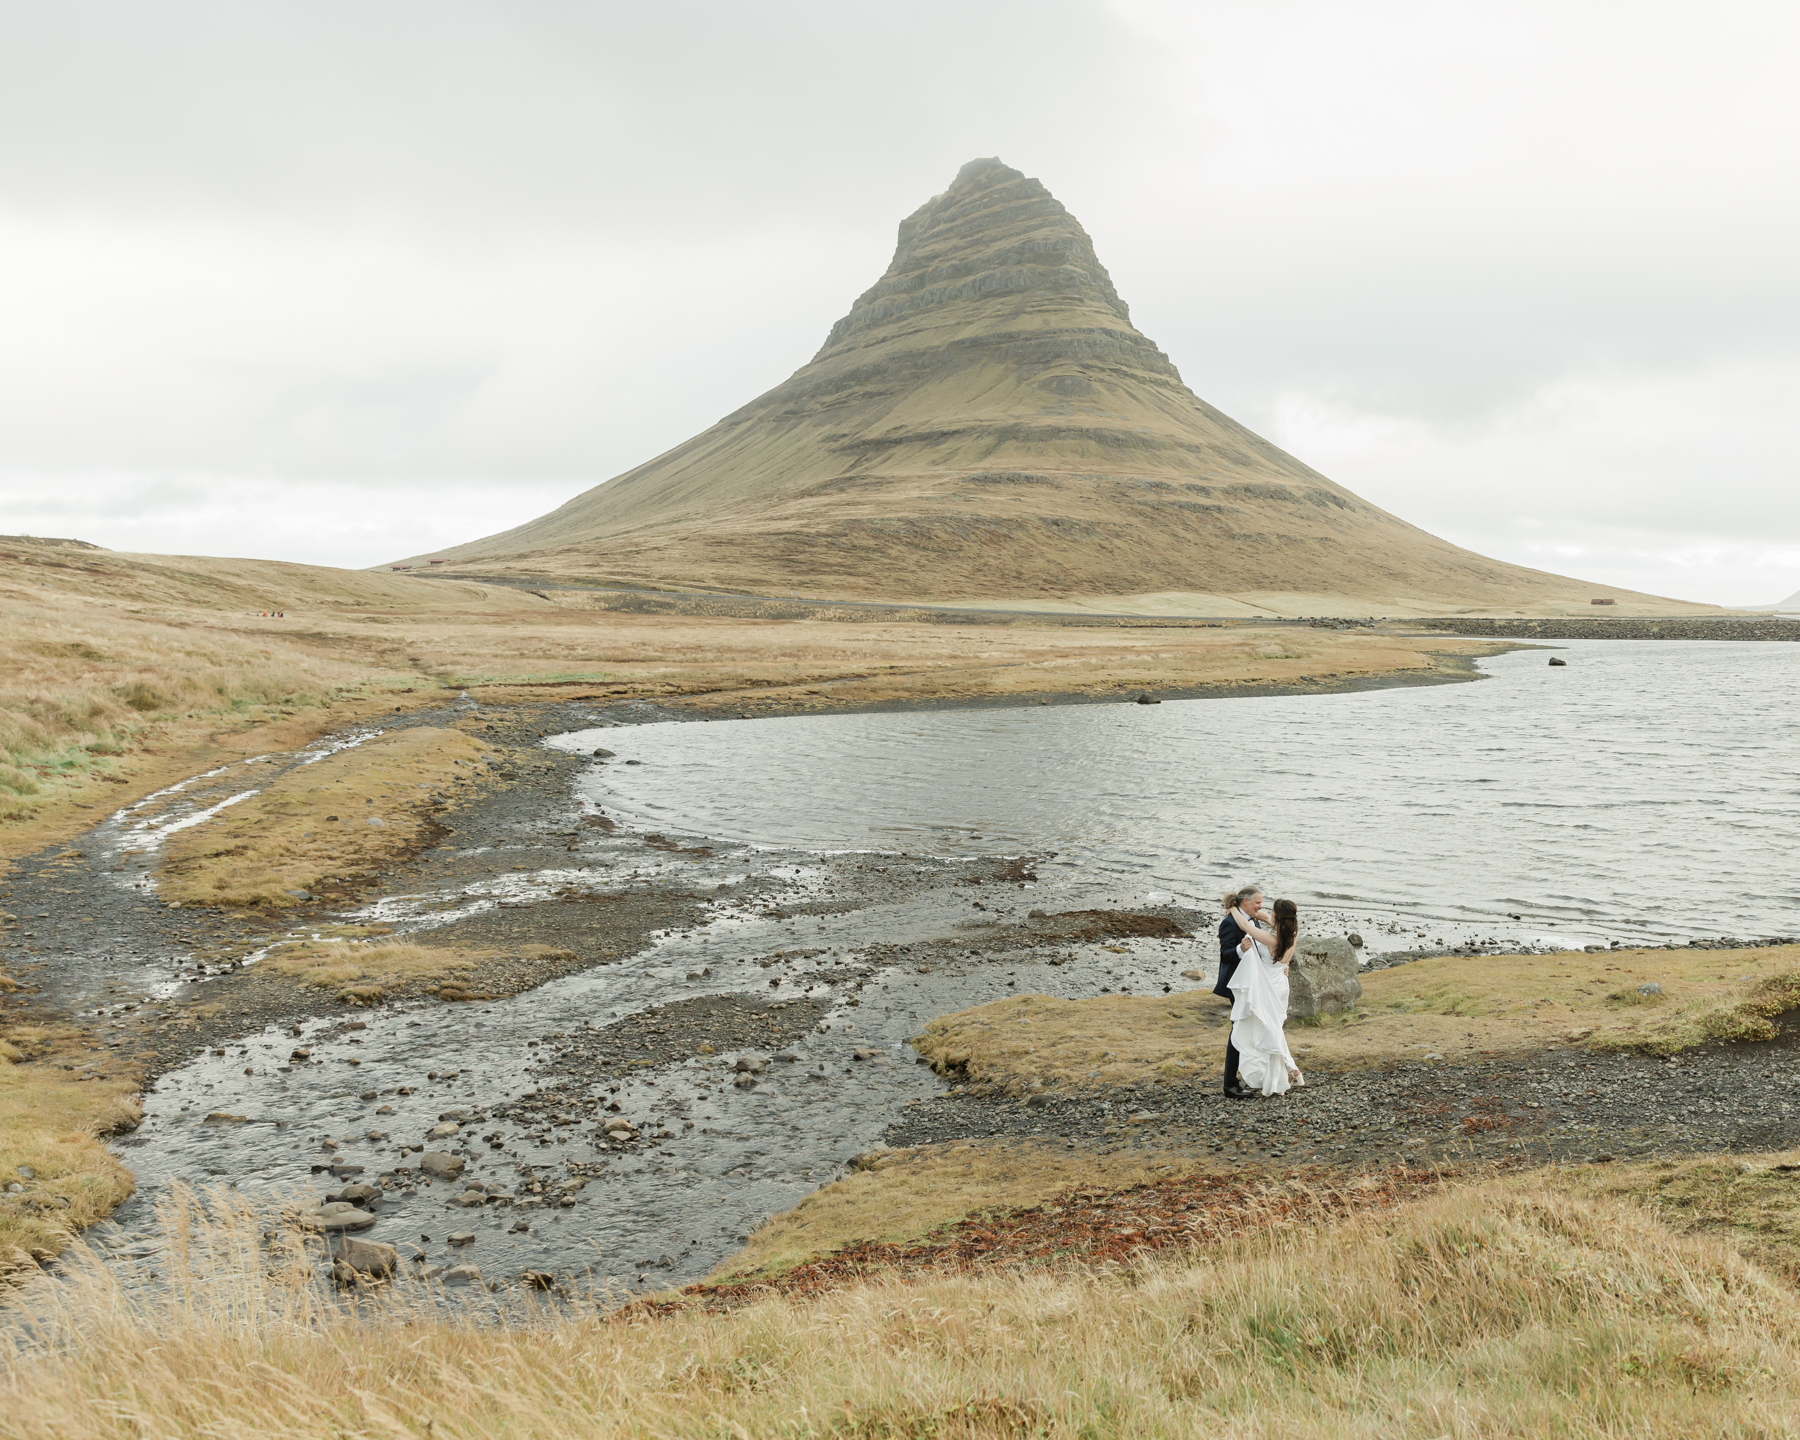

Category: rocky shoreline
[1409, 615, 1799, 641]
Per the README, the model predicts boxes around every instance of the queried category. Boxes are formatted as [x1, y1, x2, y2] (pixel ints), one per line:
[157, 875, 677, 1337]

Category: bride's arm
[1234, 910, 1278, 948]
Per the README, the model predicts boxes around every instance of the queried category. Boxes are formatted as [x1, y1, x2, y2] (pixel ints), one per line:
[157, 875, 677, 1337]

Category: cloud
[0, 0, 1794, 601]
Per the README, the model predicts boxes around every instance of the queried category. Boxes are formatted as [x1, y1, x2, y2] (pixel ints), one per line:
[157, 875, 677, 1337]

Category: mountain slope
[393, 158, 1713, 617]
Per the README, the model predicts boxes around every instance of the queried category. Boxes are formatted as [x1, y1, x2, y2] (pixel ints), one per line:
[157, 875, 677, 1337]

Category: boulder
[441, 1264, 482, 1286]
[1288, 936, 1362, 1017]
[332, 1237, 398, 1278]
[325, 1182, 380, 1206]
[419, 1151, 465, 1179]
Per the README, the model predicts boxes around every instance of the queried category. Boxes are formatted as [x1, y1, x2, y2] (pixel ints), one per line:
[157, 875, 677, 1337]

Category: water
[560, 641, 1800, 948]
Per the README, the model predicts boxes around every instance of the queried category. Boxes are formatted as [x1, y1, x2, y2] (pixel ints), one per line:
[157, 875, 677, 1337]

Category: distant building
[1590, 598, 1615, 605]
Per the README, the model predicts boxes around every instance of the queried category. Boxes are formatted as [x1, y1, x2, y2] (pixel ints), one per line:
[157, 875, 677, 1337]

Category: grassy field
[0, 1020, 139, 1283]
[261, 936, 576, 1005]
[4, 1159, 1799, 1437]
[713, 1142, 1222, 1283]
[914, 944, 1800, 1091]
[156, 726, 491, 910]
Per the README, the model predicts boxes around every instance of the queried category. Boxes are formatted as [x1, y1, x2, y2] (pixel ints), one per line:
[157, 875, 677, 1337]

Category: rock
[1135, 693, 1161, 704]
[1180, 969, 1207, 981]
[291, 1048, 311, 1060]
[1347, 933, 1364, 949]
[332, 1237, 397, 1278]
[602, 1117, 635, 1135]
[297, 1205, 376, 1232]
[419, 1152, 465, 1179]
[1548, 657, 1567, 667]
[852, 1048, 885, 1061]
[511, 1220, 532, 1234]
[733, 1057, 767, 1074]
[287, 889, 312, 900]
[774, 1052, 799, 1062]
[590, 748, 616, 759]
[202, 1112, 250, 1124]
[1638, 982, 1664, 997]
[1287, 936, 1363, 1017]
[732, 1074, 759, 1090]
[15, 1166, 34, 1181]
[446, 1231, 476, 1247]
[441, 1264, 482, 1284]
[325, 1183, 379, 1206]
[520, 1268, 554, 1288]
[446, 1193, 485, 1208]
[330, 1259, 363, 1288]
[397, 1242, 427, 1261]
[426, 1122, 460, 1139]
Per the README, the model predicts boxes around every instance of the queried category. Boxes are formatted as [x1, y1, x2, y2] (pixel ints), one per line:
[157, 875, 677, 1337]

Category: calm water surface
[567, 641, 1800, 946]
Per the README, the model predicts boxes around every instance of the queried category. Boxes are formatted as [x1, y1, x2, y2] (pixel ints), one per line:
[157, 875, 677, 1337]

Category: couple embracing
[1212, 883, 1304, 1100]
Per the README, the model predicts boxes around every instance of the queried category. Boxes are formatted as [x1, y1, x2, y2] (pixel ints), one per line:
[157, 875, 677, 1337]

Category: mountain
[391, 158, 1714, 617]
[1760, 588, 1800, 613]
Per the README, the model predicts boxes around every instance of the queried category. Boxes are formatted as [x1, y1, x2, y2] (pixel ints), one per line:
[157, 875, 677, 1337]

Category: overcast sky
[2, 0, 1796, 604]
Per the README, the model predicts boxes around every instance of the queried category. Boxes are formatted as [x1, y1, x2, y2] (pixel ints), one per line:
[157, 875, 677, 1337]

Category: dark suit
[1215, 913, 1248, 1090]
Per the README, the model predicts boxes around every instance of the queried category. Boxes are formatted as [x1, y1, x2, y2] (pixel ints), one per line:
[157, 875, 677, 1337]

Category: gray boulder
[419, 1151, 464, 1179]
[1288, 936, 1362, 1017]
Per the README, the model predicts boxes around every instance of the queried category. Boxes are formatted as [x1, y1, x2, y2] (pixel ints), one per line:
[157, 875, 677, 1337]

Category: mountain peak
[391, 164, 1701, 617]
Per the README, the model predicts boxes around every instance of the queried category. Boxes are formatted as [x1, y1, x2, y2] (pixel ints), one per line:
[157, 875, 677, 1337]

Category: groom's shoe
[1222, 1082, 1256, 1101]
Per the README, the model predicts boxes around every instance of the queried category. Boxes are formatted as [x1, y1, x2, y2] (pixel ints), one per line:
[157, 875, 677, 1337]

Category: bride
[1227, 897, 1304, 1096]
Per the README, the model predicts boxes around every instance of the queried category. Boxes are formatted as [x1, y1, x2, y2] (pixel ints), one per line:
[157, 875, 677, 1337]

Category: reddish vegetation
[647, 1166, 1450, 1312]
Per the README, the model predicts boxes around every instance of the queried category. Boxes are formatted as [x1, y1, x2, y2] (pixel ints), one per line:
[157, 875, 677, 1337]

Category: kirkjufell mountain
[395, 158, 1708, 616]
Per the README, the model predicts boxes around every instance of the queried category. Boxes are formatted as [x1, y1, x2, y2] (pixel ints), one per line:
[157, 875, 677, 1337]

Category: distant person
[1227, 897, 1304, 1096]
[1214, 885, 1264, 1098]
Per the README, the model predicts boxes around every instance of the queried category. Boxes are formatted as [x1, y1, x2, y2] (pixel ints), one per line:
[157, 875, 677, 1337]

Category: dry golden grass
[915, 945, 1800, 1090]
[155, 726, 490, 909]
[5, 1169, 1799, 1437]
[0, 1023, 138, 1281]
[261, 937, 574, 1005]
[717, 1141, 1218, 1282]
[1572, 1149, 1800, 1288]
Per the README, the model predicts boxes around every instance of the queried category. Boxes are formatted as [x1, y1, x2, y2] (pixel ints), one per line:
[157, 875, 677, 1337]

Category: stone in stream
[325, 1183, 380, 1206]
[332, 1237, 398, 1278]
[1287, 937, 1363, 1018]
[446, 1193, 485, 1208]
[425, 1122, 460, 1139]
[447, 1231, 476, 1247]
[419, 1152, 465, 1178]
[1549, 657, 1567, 666]
[732, 1074, 758, 1090]
[441, 1265, 482, 1285]
[733, 1057, 767, 1074]
[297, 1204, 376, 1232]
[520, 1268, 554, 1289]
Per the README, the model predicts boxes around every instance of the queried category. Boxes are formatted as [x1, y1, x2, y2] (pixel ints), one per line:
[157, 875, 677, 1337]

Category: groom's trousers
[1223, 1035, 1242, 1090]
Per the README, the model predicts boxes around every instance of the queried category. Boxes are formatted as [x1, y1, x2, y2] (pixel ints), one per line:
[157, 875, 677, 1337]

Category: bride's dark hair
[1272, 899, 1298, 960]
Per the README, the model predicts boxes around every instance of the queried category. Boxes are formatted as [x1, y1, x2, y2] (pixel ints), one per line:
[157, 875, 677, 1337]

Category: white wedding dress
[1227, 922, 1301, 1096]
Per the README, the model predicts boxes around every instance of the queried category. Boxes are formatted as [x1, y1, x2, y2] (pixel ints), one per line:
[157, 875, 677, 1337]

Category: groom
[1213, 884, 1264, 1100]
